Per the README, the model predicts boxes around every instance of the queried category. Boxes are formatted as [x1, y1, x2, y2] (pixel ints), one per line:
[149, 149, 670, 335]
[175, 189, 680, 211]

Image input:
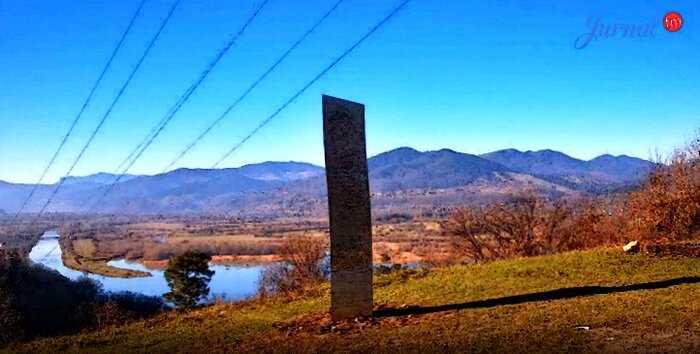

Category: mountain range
[0, 148, 655, 217]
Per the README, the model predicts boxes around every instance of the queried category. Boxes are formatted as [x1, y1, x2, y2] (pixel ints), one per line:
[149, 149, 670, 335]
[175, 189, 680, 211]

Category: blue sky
[0, 0, 698, 184]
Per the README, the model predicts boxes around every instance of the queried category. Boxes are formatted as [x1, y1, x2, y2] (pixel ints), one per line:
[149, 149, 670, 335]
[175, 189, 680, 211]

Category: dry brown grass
[71, 239, 97, 258]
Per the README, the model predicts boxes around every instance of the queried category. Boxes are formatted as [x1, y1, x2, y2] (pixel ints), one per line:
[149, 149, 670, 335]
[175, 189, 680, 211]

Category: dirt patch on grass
[272, 313, 380, 336]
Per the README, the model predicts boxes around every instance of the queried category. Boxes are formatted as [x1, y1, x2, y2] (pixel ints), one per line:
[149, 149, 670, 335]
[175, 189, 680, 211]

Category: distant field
[10, 248, 700, 353]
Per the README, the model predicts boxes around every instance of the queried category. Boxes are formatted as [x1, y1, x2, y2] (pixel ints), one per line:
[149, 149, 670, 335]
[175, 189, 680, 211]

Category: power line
[114, 0, 270, 176]
[212, 0, 412, 168]
[88, 0, 271, 212]
[12, 0, 147, 220]
[35, 0, 183, 218]
[161, 0, 347, 173]
[113, 88, 191, 172]
[112, 86, 191, 173]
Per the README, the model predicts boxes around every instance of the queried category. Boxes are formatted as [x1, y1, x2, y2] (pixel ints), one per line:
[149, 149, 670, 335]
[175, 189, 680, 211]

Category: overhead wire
[88, 0, 271, 211]
[11, 0, 148, 220]
[35, 0, 183, 218]
[160, 0, 347, 174]
[212, 0, 412, 168]
[113, 87, 191, 172]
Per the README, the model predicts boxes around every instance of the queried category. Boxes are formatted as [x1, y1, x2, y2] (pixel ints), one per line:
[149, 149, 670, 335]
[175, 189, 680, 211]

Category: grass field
[7, 248, 700, 353]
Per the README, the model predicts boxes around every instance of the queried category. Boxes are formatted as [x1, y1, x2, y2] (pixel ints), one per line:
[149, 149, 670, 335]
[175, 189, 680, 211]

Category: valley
[52, 215, 450, 277]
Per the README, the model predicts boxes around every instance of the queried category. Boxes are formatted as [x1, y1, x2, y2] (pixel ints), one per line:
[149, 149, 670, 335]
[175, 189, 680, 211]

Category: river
[28, 231, 265, 302]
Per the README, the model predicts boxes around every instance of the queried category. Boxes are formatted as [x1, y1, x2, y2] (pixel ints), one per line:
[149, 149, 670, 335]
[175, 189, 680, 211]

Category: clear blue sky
[1, 0, 698, 184]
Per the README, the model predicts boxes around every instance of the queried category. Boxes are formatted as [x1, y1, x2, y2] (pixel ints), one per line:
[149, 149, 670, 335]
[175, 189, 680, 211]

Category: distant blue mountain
[480, 149, 586, 176]
[586, 154, 657, 182]
[369, 148, 509, 191]
[61, 172, 141, 186]
[238, 161, 323, 181]
[0, 147, 656, 215]
[480, 149, 655, 190]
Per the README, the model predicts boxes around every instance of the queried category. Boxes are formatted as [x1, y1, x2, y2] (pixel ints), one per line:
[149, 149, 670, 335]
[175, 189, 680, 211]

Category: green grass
[7, 248, 700, 353]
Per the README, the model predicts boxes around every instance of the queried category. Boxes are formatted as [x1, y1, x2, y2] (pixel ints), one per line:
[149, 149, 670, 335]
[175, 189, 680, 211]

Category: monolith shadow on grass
[373, 276, 700, 318]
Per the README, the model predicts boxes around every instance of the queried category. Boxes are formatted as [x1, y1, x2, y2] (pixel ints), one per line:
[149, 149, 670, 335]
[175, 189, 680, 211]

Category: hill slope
[12, 249, 700, 353]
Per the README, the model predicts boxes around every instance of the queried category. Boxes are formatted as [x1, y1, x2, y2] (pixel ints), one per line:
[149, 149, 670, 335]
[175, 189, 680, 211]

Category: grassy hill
[7, 249, 700, 353]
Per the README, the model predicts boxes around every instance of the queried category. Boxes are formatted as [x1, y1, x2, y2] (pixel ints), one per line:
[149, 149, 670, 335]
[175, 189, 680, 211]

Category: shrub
[445, 193, 628, 263]
[446, 193, 578, 262]
[0, 251, 24, 345]
[627, 137, 700, 242]
[92, 292, 164, 327]
[565, 197, 627, 248]
[444, 207, 496, 262]
[258, 236, 327, 296]
[0, 249, 165, 345]
[279, 236, 326, 282]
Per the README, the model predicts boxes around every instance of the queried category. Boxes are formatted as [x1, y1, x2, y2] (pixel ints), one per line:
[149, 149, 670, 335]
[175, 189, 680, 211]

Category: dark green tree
[163, 251, 214, 309]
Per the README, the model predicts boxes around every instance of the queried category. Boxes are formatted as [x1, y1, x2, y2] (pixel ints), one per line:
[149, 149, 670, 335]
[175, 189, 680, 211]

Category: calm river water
[28, 231, 265, 302]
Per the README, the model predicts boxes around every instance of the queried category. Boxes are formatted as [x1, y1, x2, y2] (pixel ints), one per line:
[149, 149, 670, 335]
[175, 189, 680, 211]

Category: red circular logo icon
[664, 12, 683, 32]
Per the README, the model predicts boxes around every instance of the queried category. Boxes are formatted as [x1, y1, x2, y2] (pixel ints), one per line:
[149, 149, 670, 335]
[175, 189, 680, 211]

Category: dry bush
[445, 193, 627, 263]
[444, 207, 496, 262]
[446, 193, 573, 262]
[566, 197, 627, 248]
[258, 236, 327, 296]
[374, 243, 392, 263]
[485, 194, 545, 256]
[278, 236, 327, 285]
[627, 137, 700, 242]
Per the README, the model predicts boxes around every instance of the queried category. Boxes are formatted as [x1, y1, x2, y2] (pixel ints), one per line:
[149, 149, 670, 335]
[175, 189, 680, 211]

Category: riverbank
[60, 236, 283, 276]
[60, 238, 150, 278]
[11, 248, 700, 353]
[28, 235, 266, 301]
